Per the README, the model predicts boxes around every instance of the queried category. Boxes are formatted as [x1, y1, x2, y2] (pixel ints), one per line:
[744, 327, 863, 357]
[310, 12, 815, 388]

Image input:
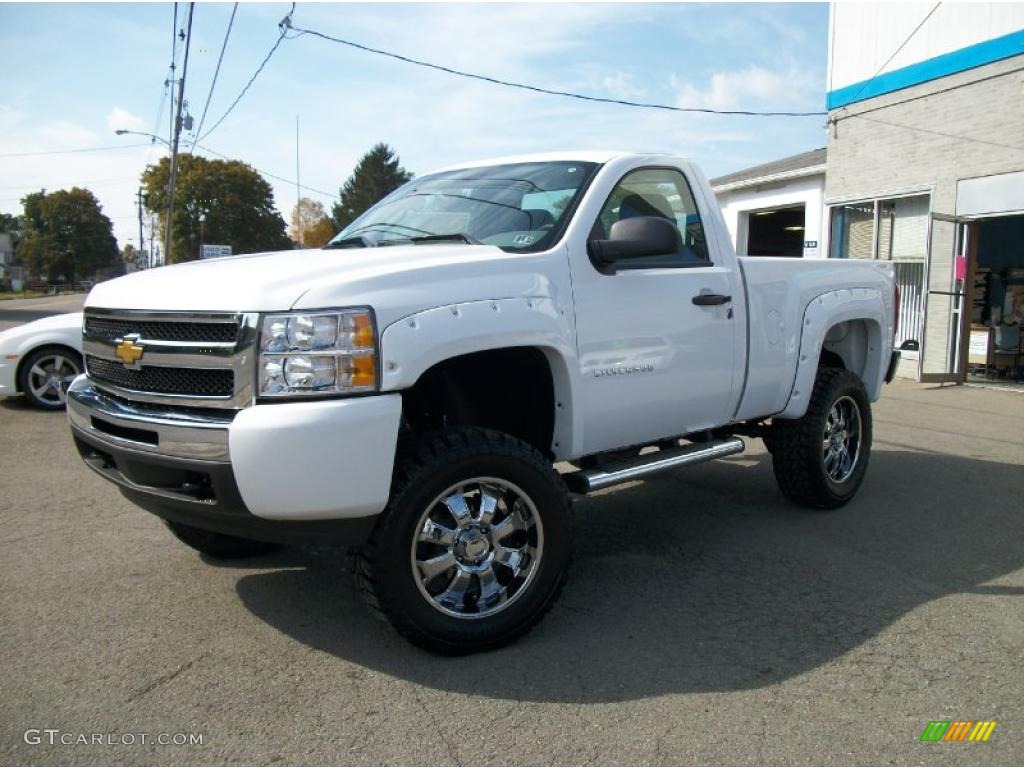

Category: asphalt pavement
[0, 293, 85, 327]
[0, 302, 1022, 765]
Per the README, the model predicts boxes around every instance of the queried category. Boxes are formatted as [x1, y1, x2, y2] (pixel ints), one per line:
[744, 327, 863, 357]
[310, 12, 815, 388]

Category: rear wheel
[164, 520, 280, 559]
[768, 368, 872, 509]
[18, 346, 81, 410]
[354, 427, 573, 654]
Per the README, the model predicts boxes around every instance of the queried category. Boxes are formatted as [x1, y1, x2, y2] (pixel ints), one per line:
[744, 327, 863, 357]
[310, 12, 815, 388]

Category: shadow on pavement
[235, 447, 1024, 703]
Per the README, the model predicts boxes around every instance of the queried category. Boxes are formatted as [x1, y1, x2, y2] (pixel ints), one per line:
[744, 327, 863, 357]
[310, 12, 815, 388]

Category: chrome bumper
[66, 375, 233, 461]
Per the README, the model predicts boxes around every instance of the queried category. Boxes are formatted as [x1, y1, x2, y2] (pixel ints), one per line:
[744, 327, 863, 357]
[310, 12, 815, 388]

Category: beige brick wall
[825, 55, 1024, 213]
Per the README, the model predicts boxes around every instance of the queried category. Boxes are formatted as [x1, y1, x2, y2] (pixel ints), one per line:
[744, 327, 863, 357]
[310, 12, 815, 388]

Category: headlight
[259, 309, 377, 396]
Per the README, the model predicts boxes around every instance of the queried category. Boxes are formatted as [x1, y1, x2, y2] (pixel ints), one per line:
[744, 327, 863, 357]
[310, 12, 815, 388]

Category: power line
[0, 177, 139, 191]
[848, 112, 1024, 153]
[190, 2, 239, 155]
[839, 2, 942, 110]
[284, 20, 826, 118]
[192, 142, 337, 199]
[0, 144, 151, 159]
[195, 3, 295, 143]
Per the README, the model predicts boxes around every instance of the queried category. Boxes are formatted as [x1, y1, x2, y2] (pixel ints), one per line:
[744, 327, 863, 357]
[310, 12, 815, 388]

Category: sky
[0, 2, 830, 252]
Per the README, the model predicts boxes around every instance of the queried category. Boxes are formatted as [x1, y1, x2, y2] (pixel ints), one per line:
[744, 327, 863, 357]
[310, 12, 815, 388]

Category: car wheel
[18, 345, 82, 410]
[354, 427, 573, 654]
[768, 367, 873, 509]
[164, 520, 281, 559]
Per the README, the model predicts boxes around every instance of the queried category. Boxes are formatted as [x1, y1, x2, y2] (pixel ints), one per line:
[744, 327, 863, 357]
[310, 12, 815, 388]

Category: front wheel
[354, 427, 573, 654]
[768, 368, 873, 509]
[18, 345, 82, 410]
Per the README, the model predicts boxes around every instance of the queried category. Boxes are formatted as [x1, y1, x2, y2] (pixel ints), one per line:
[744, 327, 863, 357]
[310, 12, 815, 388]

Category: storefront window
[829, 203, 874, 259]
[829, 194, 930, 261]
[878, 195, 929, 261]
[829, 194, 931, 348]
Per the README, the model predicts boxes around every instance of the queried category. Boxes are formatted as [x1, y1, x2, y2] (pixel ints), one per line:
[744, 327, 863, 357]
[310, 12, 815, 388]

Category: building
[711, 148, 828, 259]
[0, 233, 25, 291]
[825, 3, 1024, 382]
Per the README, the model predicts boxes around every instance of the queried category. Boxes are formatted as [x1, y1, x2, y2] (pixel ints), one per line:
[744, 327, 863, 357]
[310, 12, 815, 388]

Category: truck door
[570, 166, 740, 455]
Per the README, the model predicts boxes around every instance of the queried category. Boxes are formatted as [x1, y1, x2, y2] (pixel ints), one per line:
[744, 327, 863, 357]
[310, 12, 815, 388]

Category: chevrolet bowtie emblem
[114, 336, 145, 367]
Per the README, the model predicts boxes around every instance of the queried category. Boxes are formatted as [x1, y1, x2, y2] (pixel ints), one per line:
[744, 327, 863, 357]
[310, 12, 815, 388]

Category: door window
[593, 168, 710, 265]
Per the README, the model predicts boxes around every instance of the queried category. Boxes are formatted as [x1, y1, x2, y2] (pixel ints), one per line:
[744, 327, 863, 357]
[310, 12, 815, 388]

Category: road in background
[0, 294, 85, 328]
[1, 379, 1022, 764]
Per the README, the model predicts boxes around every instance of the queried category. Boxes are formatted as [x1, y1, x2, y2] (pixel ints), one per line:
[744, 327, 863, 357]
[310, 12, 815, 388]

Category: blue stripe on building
[827, 28, 1024, 110]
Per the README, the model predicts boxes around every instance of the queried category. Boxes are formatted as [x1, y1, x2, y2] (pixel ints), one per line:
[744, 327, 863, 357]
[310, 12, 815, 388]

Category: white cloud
[106, 107, 146, 134]
[601, 72, 644, 100]
[670, 65, 819, 112]
[37, 119, 99, 148]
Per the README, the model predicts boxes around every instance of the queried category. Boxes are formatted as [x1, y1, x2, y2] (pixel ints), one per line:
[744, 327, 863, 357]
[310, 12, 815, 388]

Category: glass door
[919, 213, 968, 382]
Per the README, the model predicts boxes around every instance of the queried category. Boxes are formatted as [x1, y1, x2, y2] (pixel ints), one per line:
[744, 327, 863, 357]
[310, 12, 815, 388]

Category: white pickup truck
[68, 151, 899, 653]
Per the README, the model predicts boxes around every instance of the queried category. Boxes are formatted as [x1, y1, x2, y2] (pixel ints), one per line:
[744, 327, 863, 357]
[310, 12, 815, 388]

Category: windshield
[329, 161, 599, 252]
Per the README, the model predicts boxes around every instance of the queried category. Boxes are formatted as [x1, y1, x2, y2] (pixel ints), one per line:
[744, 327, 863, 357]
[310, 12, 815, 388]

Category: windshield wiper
[347, 222, 434, 237]
[408, 233, 481, 245]
[322, 235, 373, 249]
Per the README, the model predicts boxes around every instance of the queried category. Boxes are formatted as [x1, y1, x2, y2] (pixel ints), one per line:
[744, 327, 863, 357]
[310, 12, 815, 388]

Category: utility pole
[136, 187, 145, 268]
[165, 2, 194, 265]
[296, 115, 302, 248]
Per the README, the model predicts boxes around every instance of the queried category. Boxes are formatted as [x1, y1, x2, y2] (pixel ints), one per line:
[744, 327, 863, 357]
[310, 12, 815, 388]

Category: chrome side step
[564, 437, 745, 493]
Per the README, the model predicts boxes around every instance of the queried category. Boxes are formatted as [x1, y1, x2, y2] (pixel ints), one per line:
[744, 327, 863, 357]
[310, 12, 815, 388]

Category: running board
[563, 437, 745, 493]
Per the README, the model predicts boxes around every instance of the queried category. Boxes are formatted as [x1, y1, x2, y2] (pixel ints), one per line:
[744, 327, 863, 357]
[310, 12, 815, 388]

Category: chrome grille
[82, 310, 257, 409]
[85, 316, 238, 343]
[86, 356, 235, 397]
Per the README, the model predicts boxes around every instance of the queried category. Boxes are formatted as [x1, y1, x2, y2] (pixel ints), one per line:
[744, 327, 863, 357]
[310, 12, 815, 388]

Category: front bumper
[0, 357, 17, 396]
[67, 376, 403, 543]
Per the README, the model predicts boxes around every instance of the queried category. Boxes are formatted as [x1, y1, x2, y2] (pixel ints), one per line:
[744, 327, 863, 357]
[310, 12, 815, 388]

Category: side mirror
[588, 216, 682, 267]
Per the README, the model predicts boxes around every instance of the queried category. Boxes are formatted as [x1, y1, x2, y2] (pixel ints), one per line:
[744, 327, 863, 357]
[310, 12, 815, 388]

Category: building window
[829, 194, 930, 347]
[829, 202, 874, 259]
[829, 194, 929, 261]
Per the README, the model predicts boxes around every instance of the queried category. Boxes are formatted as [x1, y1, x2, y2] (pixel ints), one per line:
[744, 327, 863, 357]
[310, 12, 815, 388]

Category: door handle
[692, 293, 732, 306]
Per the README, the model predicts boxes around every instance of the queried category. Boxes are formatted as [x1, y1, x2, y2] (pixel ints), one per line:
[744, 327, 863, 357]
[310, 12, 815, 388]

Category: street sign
[201, 244, 233, 259]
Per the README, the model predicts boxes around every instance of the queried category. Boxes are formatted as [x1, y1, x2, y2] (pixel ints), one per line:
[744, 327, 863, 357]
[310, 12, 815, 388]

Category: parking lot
[1, 304, 1022, 765]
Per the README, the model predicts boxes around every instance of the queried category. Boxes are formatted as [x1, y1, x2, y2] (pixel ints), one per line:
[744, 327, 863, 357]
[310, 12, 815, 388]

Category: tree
[142, 155, 292, 263]
[331, 143, 413, 231]
[0, 212, 20, 236]
[306, 217, 335, 249]
[290, 197, 335, 248]
[15, 188, 118, 283]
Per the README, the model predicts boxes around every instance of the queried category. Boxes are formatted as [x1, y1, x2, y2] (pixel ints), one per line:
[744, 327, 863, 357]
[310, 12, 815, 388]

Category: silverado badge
[114, 336, 145, 367]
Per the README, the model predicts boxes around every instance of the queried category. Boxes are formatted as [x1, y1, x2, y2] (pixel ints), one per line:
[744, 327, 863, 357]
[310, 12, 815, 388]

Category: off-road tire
[768, 367, 872, 509]
[164, 520, 281, 559]
[353, 427, 573, 655]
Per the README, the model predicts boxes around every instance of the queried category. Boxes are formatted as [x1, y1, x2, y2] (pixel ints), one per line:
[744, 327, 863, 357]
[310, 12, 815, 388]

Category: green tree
[290, 197, 334, 248]
[0, 212, 20, 236]
[15, 188, 118, 282]
[331, 143, 413, 231]
[142, 155, 292, 263]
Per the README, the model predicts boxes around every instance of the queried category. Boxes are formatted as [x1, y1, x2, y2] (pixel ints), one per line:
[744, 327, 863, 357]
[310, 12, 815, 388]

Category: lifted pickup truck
[68, 152, 899, 653]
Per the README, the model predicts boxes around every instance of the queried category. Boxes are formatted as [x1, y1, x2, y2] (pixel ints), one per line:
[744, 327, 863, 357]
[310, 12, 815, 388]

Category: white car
[0, 312, 84, 409]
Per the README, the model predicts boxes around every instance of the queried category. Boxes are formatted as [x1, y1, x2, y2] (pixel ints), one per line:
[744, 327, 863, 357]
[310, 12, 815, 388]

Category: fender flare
[778, 288, 887, 420]
[379, 297, 581, 458]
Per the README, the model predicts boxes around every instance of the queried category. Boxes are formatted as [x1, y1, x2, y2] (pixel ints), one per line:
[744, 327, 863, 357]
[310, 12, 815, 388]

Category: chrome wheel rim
[822, 395, 862, 483]
[27, 354, 80, 406]
[410, 477, 544, 620]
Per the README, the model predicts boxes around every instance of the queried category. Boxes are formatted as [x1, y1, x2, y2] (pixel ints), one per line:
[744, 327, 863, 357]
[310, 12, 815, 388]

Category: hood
[0, 312, 82, 341]
[85, 245, 561, 325]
